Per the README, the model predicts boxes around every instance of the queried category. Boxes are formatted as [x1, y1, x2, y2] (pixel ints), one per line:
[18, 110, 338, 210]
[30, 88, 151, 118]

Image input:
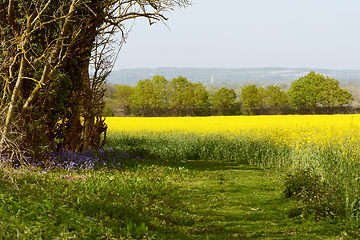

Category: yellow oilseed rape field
[105, 115, 360, 207]
[106, 114, 360, 150]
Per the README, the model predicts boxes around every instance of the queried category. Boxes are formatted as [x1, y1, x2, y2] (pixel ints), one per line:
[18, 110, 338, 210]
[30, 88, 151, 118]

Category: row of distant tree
[106, 71, 354, 117]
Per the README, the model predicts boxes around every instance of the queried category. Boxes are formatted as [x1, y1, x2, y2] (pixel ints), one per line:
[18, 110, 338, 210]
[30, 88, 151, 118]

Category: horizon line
[112, 67, 360, 71]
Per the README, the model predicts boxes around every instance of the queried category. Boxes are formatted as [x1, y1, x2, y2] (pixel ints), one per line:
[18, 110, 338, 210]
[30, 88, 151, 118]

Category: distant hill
[106, 67, 360, 85]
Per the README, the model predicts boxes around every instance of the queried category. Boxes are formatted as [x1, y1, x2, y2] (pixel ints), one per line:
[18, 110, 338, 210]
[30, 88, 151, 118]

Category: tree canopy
[266, 85, 288, 108]
[241, 84, 260, 109]
[288, 71, 353, 109]
[212, 87, 237, 111]
[115, 75, 210, 117]
[113, 72, 355, 117]
[238, 72, 353, 115]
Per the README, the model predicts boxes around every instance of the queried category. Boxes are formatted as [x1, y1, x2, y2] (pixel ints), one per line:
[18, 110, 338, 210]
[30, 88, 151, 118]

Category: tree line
[108, 71, 354, 117]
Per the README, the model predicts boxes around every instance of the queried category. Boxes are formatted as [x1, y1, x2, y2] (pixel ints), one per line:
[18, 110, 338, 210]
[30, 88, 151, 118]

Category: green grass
[106, 130, 360, 219]
[1, 159, 357, 239]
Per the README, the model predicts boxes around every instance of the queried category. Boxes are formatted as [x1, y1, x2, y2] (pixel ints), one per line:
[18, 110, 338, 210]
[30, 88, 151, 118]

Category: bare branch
[31, 0, 53, 26]
[23, 0, 79, 110]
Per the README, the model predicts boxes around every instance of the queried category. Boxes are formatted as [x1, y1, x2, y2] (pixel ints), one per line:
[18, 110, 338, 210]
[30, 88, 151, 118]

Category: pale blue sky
[113, 0, 360, 71]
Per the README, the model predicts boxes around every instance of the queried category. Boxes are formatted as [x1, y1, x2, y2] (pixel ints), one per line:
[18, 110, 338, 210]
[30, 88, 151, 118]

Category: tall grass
[106, 131, 291, 168]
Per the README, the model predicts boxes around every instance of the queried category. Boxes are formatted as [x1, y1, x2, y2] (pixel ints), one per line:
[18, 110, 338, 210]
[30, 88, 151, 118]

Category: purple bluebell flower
[4, 147, 144, 171]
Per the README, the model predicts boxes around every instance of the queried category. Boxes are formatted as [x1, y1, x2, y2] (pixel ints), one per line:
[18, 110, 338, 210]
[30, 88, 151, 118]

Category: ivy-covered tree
[0, 0, 192, 162]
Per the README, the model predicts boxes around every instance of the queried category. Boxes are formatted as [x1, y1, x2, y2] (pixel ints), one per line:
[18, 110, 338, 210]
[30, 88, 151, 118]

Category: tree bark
[0, 54, 25, 150]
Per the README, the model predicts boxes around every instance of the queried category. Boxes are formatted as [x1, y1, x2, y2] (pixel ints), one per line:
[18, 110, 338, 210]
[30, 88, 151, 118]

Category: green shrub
[284, 168, 346, 219]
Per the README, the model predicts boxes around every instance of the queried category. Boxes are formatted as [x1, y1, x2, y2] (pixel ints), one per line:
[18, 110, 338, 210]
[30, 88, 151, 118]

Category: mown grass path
[164, 161, 348, 239]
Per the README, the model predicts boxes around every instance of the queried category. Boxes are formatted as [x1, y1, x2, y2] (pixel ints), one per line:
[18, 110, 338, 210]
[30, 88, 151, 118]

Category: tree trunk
[1, 53, 25, 150]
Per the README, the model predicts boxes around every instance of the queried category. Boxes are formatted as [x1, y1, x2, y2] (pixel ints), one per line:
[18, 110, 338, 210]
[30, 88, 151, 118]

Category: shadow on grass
[153, 159, 352, 240]
[128, 152, 259, 172]
[184, 160, 259, 171]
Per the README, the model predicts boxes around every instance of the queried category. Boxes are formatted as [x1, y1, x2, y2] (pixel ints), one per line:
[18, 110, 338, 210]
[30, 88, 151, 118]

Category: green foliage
[320, 76, 354, 107]
[257, 86, 268, 107]
[284, 168, 346, 219]
[288, 71, 354, 109]
[23, 70, 74, 152]
[120, 76, 211, 116]
[193, 82, 209, 108]
[150, 75, 169, 114]
[287, 71, 322, 108]
[212, 87, 237, 111]
[104, 97, 118, 116]
[241, 84, 259, 109]
[170, 76, 191, 115]
[240, 84, 289, 113]
[103, 106, 114, 117]
[114, 84, 134, 110]
[110, 72, 354, 116]
[266, 85, 289, 108]
[131, 79, 152, 111]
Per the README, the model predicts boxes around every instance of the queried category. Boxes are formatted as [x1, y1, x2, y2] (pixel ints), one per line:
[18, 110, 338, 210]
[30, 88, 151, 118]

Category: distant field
[107, 67, 360, 85]
[106, 115, 360, 214]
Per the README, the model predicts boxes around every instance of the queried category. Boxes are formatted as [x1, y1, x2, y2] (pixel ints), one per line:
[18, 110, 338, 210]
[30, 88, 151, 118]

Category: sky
[113, 0, 360, 71]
